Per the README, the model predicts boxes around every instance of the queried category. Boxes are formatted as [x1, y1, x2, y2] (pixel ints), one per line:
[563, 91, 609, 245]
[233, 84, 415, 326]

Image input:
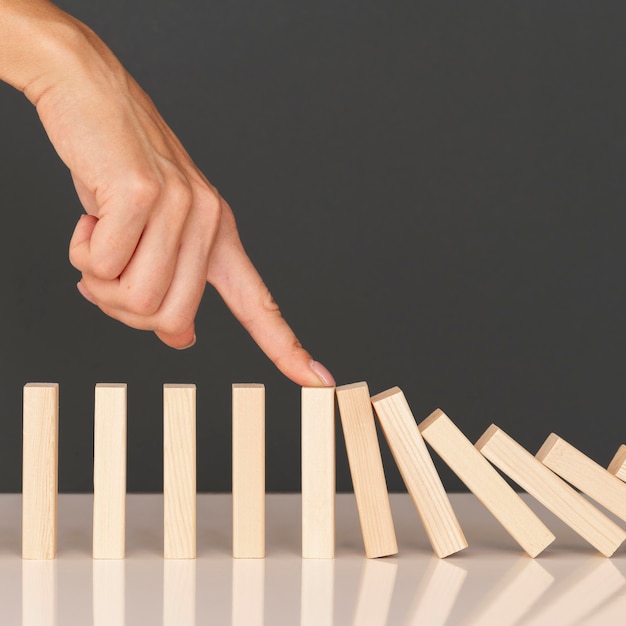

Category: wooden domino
[371, 387, 467, 558]
[22, 383, 59, 560]
[418, 410, 555, 557]
[163, 384, 196, 559]
[336, 382, 398, 559]
[537, 434, 626, 523]
[232, 384, 265, 558]
[608, 444, 626, 481]
[301, 386, 336, 559]
[476, 425, 626, 557]
[93, 383, 127, 559]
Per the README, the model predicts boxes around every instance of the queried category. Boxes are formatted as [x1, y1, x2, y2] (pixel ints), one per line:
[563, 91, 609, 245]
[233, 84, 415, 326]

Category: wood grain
[232, 384, 265, 558]
[371, 387, 467, 558]
[608, 444, 626, 482]
[336, 382, 397, 559]
[93, 383, 127, 559]
[477, 425, 626, 557]
[22, 383, 58, 560]
[301, 386, 335, 559]
[164, 384, 196, 559]
[418, 409, 554, 557]
[537, 433, 626, 523]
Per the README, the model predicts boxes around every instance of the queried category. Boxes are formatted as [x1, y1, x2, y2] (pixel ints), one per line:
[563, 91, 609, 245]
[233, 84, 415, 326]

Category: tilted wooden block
[93, 383, 127, 559]
[301, 386, 336, 559]
[537, 434, 626, 523]
[608, 444, 626, 482]
[232, 384, 265, 558]
[336, 382, 398, 559]
[22, 383, 59, 560]
[164, 384, 196, 559]
[418, 410, 555, 557]
[371, 387, 467, 558]
[477, 425, 626, 557]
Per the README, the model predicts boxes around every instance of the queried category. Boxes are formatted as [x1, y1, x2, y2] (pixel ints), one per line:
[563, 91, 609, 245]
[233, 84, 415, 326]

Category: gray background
[0, 1, 625, 493]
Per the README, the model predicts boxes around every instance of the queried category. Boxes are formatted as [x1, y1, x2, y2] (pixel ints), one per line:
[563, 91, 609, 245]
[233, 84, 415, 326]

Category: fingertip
[309, 359, 336, 387]
[155, 328, 197, 350]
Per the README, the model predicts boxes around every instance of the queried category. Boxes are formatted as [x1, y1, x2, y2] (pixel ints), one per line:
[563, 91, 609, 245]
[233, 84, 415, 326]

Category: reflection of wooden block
[22, 383, 59, 560]
[371, 387, 466, 558]
[608, 445, 626, 482]
[164, 384, 196, 559]
[232, 560, 264, 626]
[477, 425, 626, 557]
[336, 383, 398, 559]
[301, 387, 335, 559]
[93, 384, 127, 559]
[351, 560, 398, 626]
[232, 384, 265, 558]
[418, 410, 554, 557]
[537, 434, 626, 523]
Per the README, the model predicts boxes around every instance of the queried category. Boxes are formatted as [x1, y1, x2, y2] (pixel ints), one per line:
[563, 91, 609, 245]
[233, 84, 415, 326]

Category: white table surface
[2, 493, 625, 625]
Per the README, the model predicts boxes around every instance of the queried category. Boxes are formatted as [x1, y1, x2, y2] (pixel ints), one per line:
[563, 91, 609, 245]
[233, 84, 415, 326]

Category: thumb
[155, 325, 197, 350]
[207, 240, 335, 387]
[68, 213, 98, 270]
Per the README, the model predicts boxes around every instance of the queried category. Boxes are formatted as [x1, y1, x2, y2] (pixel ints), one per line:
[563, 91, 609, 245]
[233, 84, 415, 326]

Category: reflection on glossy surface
[404, 558, 467, 626]
[8, 494, 626, 625]
[23, 560, 56, 626]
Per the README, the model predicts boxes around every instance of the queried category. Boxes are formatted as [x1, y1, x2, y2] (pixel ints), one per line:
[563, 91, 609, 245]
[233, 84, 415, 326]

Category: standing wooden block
[537, 434, 626, 523]
[336, 382, 398, 559]
[232, 384, 265, 558]
[371, 387, 467, 558]
[302, 386, 335, 559]
[23, 383, 59, 560]
[476, 425, 626, 557]
[608, 444, 626, 482]
[164, 384, 196, 559]
[418, 410, 554, 557]
[93, 383, 127, 559]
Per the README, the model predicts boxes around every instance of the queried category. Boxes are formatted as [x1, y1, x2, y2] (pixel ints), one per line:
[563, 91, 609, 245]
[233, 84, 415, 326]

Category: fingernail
[76, 281, 97, 305]
[176, 334, 197, 350]
[310, 360, 336, 386]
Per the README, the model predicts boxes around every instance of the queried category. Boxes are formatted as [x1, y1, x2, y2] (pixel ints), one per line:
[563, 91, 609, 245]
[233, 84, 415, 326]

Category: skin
[0, 0, 335, 387]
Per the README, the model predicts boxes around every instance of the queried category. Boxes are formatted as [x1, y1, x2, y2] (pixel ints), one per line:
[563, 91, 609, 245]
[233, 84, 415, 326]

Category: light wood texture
[22, 383, 59, 560]
[608, 444, 626, 482]
[93, 384, 127, 559]
[371, 387, 467, 558]
[336, 382, 398, 559]
[477, 425, 626, 557]
[93, 561, 124, 626]
[301, 386, 335, 559]
[163, 384, 196, 559]
[418, 410, 554, 557]
[232, 384, 265, 558]
[537, 433, 626, 523]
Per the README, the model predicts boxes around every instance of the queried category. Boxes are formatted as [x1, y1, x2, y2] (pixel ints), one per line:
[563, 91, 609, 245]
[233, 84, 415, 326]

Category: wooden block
[22, 383, 59, 560]
[163, 384, 196, 559]
[477, 425, 626, 557]
[418, 410, 554, 557]
[93, 383, 127, 559]
[301, 386, 335, 559]
[371, 387, 467, 558]
[336, 382, 398, 559]
[232, 384, 265, 558]
[537, 434, 626, 523]
[608, 444, 626, 482]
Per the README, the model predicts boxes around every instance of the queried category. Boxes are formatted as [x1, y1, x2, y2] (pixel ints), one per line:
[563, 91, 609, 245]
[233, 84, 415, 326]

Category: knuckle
[124, 173, 161, 209]
[90, 256, 123, 280]
[125, 290, 162, 317]
[157, 312, 192, 337]
[166, 175, 193, 210]
[261, 288, 281, 315]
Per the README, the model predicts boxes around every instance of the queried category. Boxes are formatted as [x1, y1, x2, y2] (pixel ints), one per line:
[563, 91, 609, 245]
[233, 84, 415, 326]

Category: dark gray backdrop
[1, 1, 625, 492]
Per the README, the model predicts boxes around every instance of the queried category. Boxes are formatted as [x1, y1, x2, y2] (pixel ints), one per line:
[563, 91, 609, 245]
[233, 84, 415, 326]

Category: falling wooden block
[418, 410, 554, 557]
[232, 384, 265, 558]
[336, 382, 398, 559]
[22, 383, 59, 560]
[537, 434, 626, 524]
[371, 387, 467, 558]
[301, 386, 335, 559]
[608, 445, 626, 482]
[93, 383, 127, 559]
[476, 425, 626, 557]
[164, 384, 196, 559]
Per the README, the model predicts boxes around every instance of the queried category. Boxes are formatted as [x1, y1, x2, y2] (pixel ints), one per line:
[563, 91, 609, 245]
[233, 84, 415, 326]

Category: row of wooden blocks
[21, 382, 626, 560]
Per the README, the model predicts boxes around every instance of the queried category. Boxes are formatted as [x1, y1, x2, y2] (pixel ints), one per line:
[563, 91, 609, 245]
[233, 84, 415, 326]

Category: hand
[6, 3, 334, 387]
